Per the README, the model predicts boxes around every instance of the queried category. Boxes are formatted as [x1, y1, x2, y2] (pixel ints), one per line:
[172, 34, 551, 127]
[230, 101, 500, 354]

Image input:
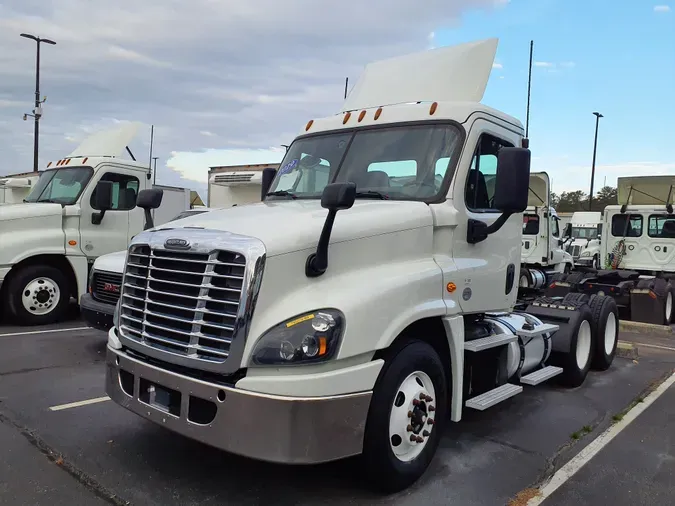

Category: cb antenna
[344, 77, 349, 99]
[523, 40, 534, 148]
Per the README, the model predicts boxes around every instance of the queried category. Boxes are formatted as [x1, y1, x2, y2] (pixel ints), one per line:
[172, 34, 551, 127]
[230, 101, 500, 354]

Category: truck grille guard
[117, 229, 266, 374]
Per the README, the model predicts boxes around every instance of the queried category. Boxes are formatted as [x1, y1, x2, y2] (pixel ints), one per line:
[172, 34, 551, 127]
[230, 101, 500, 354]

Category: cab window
[611, 214, 643, 237]
[90, 173, 140, 211]
[465, 134, 513, 212]
[523, 214, 540, 235]
[648, 215, 675, 238]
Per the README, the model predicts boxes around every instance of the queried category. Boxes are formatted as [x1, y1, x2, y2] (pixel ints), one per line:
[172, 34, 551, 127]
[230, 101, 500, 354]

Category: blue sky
[433, 0, 674, 194]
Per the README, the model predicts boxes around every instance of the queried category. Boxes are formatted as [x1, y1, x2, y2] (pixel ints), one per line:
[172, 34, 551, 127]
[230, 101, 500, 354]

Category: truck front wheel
[361, 339, 448, 493]
[6, 265, 70, 326]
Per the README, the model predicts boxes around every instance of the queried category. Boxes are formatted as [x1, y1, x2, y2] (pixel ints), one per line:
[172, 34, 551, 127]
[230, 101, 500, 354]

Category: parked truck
[562, 211, 602, 268]
[0, 123, 191, 325]
[0, 173, 39, 205]
[104, 39, 619, 492]
[547, 175, 675, 324]
[208, 164, 276, 207]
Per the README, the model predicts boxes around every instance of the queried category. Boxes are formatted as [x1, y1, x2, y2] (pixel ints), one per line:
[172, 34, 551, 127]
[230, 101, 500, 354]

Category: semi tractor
[562, 211, 602, 268]
[0, 123, 191, 326]
[104, 39, 619, 492]
[548, 175, 675, 324]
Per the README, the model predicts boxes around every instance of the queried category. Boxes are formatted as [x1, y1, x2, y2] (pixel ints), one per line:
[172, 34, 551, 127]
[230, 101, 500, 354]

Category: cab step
[520, 365, 563, 386]
[516, 323, 560, 338]
[465, 383, 523, 411]
[464, 333, 517, 352]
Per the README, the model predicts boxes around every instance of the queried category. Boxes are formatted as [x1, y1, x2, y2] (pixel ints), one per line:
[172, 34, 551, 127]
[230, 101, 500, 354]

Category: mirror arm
[143, 209, 155, 230]
[485, 212, 512, 235]
[305, 209, 337, 277]
[91, 210, 106, 225]
[467, 212, 513, 245]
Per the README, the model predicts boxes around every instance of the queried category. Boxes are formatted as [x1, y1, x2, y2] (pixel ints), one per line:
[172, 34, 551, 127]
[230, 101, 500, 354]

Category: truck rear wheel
[551, 303, 594, 387]
[6, 265, 70, 326]
[361, 339, 447, 493]
[588, 295, 619, 371]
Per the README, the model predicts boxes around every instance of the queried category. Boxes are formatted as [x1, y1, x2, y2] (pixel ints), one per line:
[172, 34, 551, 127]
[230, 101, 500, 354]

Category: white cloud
[654, 5, 671, 12]
[534, 61, 554, 68]
[0, 0, 500, 189]
[492, 62, 503, 69]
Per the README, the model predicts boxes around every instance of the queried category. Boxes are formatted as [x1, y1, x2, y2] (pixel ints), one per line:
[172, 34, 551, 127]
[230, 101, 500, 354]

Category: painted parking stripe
[631, 341, 675, 353]
[49, 396, 111, 411]
[527, 370, 675, 505]
[0, 326, 92, 337]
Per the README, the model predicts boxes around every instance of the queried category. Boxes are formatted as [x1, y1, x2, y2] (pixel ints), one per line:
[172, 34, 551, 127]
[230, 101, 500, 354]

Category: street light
[588, 111, 603, 211]
[20, 33, 56, 173]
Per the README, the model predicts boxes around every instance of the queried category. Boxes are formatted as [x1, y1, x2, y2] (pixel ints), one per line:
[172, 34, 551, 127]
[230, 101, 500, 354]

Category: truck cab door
[79, 165, 141, 259]
[549, 215, 564, 264]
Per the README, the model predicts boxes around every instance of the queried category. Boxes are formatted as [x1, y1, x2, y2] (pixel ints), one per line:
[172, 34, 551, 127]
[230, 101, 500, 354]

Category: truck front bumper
[106, 346, 373, 464]
[80, 293, 115, 332]
[575, 257, 594, 266]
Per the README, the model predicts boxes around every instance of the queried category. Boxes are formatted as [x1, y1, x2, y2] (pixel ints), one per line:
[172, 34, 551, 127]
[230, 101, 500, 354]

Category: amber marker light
[446, 282, 457, 293]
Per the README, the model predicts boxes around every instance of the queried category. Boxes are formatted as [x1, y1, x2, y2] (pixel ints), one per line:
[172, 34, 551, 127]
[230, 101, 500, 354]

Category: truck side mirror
[597, 223, 603, 241]
[564, 222, 572, 238]
[137, 188, 164, 230]
[305, 182, 356, 277]
[467, 147, 531, 244]
[92, 180, 113, 225]
[261, 167, 278, 201]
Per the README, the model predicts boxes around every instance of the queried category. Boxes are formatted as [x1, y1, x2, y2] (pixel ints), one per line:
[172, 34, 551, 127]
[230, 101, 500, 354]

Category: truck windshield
[24, 167, 93, 205]
[571, 227, 598, 239]
[266, 124, 463, 201]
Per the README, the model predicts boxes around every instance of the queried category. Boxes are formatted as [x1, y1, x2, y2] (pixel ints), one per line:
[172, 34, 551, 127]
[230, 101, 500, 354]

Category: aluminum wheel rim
[604, 312, 617, 355]
[388, 371, 437, 462]
[666, 293, 673, 322]
[519, 275, 529, 288]
[576, 319, 592, 370]
[21, 277, 60, 316]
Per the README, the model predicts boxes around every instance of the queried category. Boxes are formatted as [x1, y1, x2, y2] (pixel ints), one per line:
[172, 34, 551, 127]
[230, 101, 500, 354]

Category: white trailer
[519, 172, 573, 289]
[150, 184, 191, 226]
[208, 164, 276, 208]
[104, 39, 619, 492]
[0, 123, 189, 325]
[0, 173, 39, 205]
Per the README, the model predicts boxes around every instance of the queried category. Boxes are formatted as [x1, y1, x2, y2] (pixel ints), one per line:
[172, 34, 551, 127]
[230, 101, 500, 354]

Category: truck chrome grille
[92, 271, 123, 305]
[119, 244, 246, 363]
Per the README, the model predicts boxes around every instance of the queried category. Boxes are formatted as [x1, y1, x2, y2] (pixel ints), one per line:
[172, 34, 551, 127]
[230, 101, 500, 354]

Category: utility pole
[20, 33, 56, 173]
[152, 157, 159, 185]
[588, 112, 604, 211]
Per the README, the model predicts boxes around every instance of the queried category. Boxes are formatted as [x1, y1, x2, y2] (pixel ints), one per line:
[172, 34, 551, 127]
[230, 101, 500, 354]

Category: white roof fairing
[68, 122, 142, 158]
[341, 38, 499, 113]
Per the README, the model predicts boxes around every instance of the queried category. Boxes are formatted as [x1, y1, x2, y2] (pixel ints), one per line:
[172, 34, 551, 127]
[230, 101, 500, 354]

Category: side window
[90, 173, 140, 211]
[465, 134, 513, 211]
[648, 215, 675, 238]
[551, 217, 560, 238]
[523, 214, 540, 235]
[611, 214, 643, 237]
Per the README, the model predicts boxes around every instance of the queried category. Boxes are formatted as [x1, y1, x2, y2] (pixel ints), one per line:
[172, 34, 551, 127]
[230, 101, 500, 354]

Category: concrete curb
[619, 320, 673, 337]
[616, 340, 639, 360]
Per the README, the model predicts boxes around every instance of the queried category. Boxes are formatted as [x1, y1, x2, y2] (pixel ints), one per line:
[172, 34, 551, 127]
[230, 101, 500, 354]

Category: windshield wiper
[266, 190, 297, 199]
[355, 190, 389, 200]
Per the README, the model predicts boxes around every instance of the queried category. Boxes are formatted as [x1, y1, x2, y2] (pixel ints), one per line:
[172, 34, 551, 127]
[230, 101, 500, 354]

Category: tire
[588, 295, 619, 371]
[636, 278, 671, 324]
[564, 263, 572, 274]
[5, 265, 71, 326]
[565, 271, 587, 286]
[665, 283, 674, 325]
[361, 339, 448, 493]
[519, 268, 531, 289]
[562, 292, 590, 305]
[549, 272, 568, 285]
[550, 303, 594, 387]
[592, 255, 599, 270]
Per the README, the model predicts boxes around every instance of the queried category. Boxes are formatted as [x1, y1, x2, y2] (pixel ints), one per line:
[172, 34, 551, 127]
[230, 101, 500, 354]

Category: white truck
[0, 173, 39, 205]
[208, 166, 273, 207]
[547, 175, 675, 324]
[104, 39, 619, 492]
[0, 123, 191, 326]
[519, 172, 573, 289]
[562, 211, 602, 269]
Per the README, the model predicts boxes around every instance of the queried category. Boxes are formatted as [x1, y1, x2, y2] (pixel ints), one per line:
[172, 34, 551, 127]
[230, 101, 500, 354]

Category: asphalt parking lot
[1, 308, 675, 506]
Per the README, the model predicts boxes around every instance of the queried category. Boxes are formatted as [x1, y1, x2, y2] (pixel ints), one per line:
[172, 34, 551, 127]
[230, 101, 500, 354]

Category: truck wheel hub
[388, 371, 437, 462]
[22, 277, 60, 315]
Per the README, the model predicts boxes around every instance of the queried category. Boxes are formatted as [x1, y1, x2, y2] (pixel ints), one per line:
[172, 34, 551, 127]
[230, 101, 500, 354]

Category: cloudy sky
[0, 0, 673, 200]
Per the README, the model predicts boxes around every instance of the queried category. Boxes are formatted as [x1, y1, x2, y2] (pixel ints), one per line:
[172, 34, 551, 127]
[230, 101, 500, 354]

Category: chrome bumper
[105, 346, 373, 464]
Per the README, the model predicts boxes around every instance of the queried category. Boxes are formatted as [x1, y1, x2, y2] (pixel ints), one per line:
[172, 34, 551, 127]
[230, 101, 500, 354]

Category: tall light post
[20, 33, 56, 173]
[588, 111, 603, 211]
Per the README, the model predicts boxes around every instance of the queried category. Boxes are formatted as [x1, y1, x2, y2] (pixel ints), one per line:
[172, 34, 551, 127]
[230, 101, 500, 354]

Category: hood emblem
[165, 238, 190, 250]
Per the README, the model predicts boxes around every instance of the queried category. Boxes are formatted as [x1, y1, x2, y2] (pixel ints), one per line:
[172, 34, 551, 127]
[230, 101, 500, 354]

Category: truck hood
[153, 199, 433, 257]
[93, 250, 128, 273]
[0, 202, 64, 222]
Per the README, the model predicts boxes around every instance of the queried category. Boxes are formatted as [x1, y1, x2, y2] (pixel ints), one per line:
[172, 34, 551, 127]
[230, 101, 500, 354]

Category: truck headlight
[580, 251, 591, 257]
[250, 309, 344, 366]
[113, 298, 121, 329]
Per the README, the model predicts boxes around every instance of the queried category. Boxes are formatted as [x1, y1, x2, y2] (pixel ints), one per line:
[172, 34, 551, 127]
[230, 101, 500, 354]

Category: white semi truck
[519, 172, 573, 289]
[547, 176, 675, 324]
[0, 123, 191, 325]
[562, 211, 602, 268]
[104, 39, 619, 492]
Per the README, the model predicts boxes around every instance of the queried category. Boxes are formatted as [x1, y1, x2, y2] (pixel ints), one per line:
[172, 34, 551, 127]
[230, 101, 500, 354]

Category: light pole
[588, 111, 603, 211]
[20, 33, 56, 173]
[152, 157, 159, 185]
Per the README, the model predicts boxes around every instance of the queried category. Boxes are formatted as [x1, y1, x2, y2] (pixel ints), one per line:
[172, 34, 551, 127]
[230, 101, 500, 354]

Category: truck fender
[66, 255, 89, 303]
[442, 315, 464, 422]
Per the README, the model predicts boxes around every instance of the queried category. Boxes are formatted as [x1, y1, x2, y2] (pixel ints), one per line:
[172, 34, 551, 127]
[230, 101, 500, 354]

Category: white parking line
[632, 341, 675, 353]
[0, 326, 92, 338]
[49, 396, 111, 411]
[527, 369, 675, 505]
